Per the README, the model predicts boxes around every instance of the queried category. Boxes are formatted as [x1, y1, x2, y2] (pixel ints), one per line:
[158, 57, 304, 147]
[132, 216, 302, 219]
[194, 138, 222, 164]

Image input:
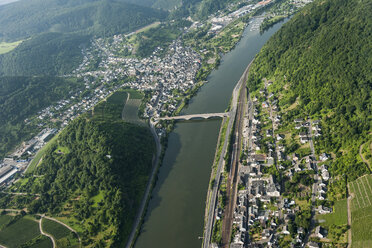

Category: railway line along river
[134, 17, 289, 248]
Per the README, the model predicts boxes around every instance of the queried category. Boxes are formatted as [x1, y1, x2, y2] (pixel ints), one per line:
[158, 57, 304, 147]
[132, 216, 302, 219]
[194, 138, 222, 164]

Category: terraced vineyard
[349, 175, 372, 248]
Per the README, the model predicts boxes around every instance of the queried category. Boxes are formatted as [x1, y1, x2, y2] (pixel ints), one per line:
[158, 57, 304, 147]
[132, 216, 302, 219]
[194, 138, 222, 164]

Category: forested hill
[0, 0, 167, 42]
[0, 0, 167, 76]
[2, 91, 156, 246]
[248, 0, 371, 178]
[0, 33, 89, 76]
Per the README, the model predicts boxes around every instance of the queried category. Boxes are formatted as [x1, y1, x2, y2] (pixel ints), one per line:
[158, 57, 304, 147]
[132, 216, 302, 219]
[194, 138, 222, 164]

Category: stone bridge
[155, 112, 229, 122]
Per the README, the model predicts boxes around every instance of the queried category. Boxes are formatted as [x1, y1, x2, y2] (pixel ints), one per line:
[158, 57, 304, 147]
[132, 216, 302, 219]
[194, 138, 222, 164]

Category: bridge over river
[155, 112, 230, 122]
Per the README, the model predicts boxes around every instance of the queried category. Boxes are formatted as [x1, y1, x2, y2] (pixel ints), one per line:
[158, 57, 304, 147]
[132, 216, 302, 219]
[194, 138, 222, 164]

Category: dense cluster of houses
[227, 77, 331, 247]
[75, 37, 202, 121]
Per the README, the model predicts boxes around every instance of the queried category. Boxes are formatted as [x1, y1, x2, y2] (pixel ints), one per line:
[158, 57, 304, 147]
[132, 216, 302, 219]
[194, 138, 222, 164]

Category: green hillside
[0, 33, 89, 76]
[0, 76, 84, 158]
[0, 0, 167, 76]
[3, 91, 155, 246]
[248, 0, 371, 184]
[0, 0, 167, 42]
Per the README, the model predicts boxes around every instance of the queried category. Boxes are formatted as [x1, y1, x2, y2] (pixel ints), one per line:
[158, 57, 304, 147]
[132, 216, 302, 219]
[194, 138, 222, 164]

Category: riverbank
[133, 16, 290, 248]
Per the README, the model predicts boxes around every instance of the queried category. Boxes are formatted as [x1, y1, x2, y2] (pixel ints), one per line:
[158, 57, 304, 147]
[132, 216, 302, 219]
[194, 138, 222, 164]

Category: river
[134, 17, 289, 248]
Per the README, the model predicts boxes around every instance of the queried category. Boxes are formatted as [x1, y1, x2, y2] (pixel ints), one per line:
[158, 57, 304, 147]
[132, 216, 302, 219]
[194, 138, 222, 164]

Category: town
[223, 78, 333, 247]
[0, 1, 322, 247]
[0, 0, 271, 187]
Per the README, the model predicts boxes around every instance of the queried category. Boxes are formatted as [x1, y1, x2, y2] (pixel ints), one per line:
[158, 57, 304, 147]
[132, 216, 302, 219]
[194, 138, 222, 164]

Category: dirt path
[39, 215, 81, 245]
[1, 191, 40, 196]
[347, 184, 352, 248]
[39, 216, 56, 248]
[360, 144, 371, 172]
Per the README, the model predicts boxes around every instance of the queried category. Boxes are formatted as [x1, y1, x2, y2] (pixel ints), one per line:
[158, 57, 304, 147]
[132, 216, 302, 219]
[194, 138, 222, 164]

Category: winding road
[39, 216, 56, 248]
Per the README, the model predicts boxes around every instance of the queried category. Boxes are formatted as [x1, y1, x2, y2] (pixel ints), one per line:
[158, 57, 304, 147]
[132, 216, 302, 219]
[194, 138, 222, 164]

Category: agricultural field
[0, 215, 50, 248]
[92, 91, 128, 121]
[349, 174, 372, 248]
[122, 99, 145, 125]
[42, 218, 79, 247]
[122, 90, 145, 125]
[0, 40, 22, 54]
[27, 236, 54, 248]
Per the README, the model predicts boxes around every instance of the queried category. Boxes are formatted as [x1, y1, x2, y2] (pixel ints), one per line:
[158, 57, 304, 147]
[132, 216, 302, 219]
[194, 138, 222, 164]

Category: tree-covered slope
[0, 76, 84, 158]
[248, 0, 371, 179]
[0, 0, 167, 42]
[3, 91, 155, 247]
[0, 0, 167, 76]
[0, 33, 89, 76]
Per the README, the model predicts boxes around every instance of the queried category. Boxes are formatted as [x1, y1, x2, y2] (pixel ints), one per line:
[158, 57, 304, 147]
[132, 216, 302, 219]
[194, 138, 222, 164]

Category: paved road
[304, 119, 318, 245]
[125, 121, 161, 248]
[203, 59, 254, 248]
[347, 185, 352, 248]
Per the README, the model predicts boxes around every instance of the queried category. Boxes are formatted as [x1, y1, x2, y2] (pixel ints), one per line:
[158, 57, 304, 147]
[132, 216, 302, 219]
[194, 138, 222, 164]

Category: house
[320, 153, 330, 161]
[315, 225, 327, 238]
[299, 132, 307, 138]
[308, 242, 319, 248]
[262, 228, 272, 238]
[313, 120, 320, 125]
[295, 123, 303, 129]
[294, 118, 303, 123]
[317, 205, 332, 214]
[300, 137, 309, 144]
[317, 194, 325, 200]
[266, 184, 280, 197]
[282, 225, 290, 235]
[322, 170, 330, 181]
[253, 154, 266, 163]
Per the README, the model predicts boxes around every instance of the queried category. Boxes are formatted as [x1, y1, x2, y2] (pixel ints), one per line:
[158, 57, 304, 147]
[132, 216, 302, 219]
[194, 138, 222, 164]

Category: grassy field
[91, 191, 105, 207]
[54, 145, 70, 154]
[0, 215, 41, 247]
[316, 199, 347, 227]
[349, 174, 372, 248]
[42, 218, 79, 247]
[0, 40, 22, 54]
[135, 21, 161, 34]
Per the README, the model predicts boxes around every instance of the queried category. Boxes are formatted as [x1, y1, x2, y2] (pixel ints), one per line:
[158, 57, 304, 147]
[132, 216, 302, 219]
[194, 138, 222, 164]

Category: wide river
[135, 17, 288, 248]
